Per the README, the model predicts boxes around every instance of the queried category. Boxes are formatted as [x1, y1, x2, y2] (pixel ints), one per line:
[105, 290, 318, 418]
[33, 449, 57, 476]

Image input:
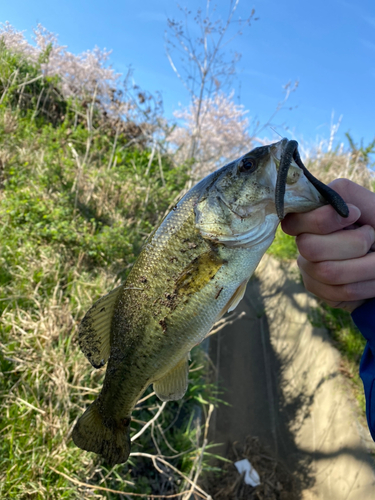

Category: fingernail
[338, 204, 361, 224]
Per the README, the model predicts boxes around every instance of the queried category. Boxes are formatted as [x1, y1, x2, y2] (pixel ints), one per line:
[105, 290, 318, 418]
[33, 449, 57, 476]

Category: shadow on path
[208, 256, 375, 499]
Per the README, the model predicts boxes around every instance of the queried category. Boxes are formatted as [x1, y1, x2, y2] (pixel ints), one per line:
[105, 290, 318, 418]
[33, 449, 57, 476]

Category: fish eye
[238, 158, 257, 173]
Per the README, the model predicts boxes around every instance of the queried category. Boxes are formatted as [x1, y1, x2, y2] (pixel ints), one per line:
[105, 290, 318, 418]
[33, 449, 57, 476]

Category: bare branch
[49, 466, 196, 498]
[131, 401, 167, 442]
[182, 404, 215, 500]
[165, 1, 256, 161]
[129, 453, 212, 499]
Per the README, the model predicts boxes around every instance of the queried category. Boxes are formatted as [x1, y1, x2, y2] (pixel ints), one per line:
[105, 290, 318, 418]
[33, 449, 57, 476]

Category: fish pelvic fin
[219, 279, 248, 318]
[78, 285, 123, 368]
[72, 400, 131, 465]
[154, 355, 190, 401]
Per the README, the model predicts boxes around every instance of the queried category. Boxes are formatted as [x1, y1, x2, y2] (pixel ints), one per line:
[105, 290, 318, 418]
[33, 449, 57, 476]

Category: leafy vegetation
[345, 131, 375, 170]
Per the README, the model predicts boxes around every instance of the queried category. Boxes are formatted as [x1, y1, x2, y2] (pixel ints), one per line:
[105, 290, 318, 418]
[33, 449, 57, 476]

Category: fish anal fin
[154, 355, 190, 402]
[78, 285, 122, 368]
[219, 279, 248, 317]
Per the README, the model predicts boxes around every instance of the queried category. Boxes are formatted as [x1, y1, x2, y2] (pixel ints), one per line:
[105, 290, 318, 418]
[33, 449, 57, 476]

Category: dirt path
[209, 255, 375, 499]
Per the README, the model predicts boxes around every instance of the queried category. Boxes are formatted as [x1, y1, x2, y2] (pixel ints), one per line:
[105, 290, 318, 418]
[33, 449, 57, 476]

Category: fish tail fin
[72, 400, 131, 465]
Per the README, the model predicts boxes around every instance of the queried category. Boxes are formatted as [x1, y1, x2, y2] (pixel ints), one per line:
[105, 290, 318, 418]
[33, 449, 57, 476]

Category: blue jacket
[352, 298, 375, 441]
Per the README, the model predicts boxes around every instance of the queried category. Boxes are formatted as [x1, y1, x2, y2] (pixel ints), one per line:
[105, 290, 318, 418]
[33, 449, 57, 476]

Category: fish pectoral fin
[78, 285, 123, 368]
[220, 279, 248, 317]
[154, 355, 190, 402]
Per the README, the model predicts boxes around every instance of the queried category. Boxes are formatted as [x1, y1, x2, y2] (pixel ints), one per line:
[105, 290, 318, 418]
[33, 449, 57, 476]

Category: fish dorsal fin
[220, 279, 248, 317]
[78, 285, 123, 368]
[153, 355, 190, 402]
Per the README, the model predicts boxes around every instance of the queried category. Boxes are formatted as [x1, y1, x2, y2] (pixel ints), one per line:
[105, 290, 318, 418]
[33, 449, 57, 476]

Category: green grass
[309, 304, 367, 412]
[267, 225, 298, 260]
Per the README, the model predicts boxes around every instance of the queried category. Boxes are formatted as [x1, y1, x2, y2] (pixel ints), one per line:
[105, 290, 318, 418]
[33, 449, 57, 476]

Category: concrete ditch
[208, 254, 375, 499]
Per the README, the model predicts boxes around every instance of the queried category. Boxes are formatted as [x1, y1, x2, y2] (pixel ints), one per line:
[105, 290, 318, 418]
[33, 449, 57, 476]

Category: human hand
[281, 179, 375, 312]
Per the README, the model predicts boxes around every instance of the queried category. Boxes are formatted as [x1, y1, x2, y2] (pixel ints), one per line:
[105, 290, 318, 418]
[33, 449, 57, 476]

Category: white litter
[234, 458, 261, 487]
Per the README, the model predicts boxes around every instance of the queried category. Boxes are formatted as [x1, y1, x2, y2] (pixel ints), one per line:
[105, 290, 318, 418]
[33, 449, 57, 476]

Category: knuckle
[302, 276, 315, 296]
[281, 215, 297, 236]
[358, 226, 375, 254]
[314, 261, 339, 284]
[296, 234, 317, 261]
[341, 283, 360, 302]
[296, 254, 307, 273]
[297, 265, 311, 288]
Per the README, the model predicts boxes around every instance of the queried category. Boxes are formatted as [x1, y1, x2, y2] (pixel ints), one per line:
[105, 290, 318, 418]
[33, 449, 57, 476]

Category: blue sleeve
[351, 298, 375, 441]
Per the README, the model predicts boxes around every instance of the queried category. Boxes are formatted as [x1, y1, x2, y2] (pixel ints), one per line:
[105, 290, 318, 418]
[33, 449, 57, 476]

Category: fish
[72, 138, 348, 465]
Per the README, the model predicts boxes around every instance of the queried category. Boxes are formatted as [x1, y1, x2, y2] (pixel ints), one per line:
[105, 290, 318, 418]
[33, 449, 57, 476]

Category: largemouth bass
[72, 138, 348, 464]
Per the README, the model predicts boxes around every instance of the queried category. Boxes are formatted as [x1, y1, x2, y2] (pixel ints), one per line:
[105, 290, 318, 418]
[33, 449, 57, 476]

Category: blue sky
[2, 0, 375, 153]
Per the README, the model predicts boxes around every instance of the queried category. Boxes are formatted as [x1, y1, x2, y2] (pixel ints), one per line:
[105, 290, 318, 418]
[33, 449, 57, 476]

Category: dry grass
[304, 144, 374, 189]
[203, 436, 298, 500]
[0, 248, 113, 497]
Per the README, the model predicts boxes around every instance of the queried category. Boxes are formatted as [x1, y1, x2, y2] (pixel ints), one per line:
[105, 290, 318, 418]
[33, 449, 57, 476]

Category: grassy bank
[0, 44, 221, 499]
[1, 31, 374, 497]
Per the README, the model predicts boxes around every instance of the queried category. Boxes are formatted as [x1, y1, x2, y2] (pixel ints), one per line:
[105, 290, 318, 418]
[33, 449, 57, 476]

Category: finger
[329, 179, 375, 229]
[323, 299, 366, 313]
[281, 204, 361, 237]
[298, 251, 375, 285]
[296, 225, 375, 262]
[298, 261, 375, 303]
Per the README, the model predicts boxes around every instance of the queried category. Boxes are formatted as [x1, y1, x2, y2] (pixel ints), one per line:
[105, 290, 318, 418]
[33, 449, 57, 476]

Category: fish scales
[72, 138, 348, 464]
[100, 184, 251, 414]
[101, 189, 216, 412]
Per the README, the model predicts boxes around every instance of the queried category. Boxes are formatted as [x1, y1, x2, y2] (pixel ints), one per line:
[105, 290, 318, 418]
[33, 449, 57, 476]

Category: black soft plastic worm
[275, 139, 349, 220]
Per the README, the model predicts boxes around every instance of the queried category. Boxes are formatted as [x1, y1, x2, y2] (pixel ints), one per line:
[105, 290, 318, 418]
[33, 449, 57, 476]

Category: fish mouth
[274, 139, 349, 220]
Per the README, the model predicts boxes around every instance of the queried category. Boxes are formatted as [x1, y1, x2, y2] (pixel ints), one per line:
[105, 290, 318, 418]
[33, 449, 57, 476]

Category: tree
[0, 22, 119, 102]
[0, 22, 164, 144]
[165, 0, 256, 171]
[170, 91, 251, 177]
